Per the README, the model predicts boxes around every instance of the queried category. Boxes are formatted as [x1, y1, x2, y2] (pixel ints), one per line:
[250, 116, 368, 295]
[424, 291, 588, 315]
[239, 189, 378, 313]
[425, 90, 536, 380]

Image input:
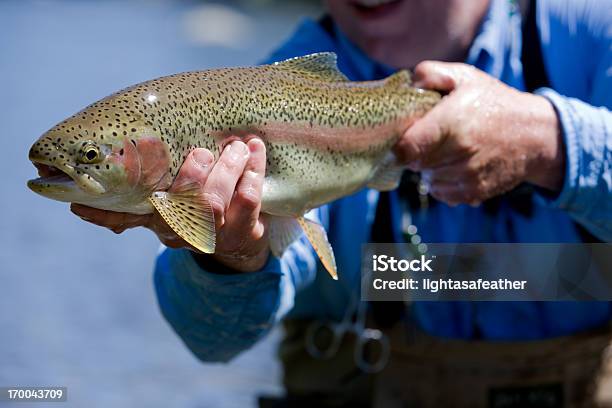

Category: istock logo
[372, 254, 434, 272]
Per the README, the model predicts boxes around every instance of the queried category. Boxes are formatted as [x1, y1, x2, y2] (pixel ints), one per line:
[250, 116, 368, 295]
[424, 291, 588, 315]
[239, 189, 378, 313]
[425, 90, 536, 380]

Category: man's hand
[394, 61, 565, 206]
[71, 138, 269, 273]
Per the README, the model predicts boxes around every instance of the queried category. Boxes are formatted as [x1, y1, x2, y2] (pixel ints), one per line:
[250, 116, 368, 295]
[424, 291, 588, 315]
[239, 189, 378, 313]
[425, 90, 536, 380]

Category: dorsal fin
[273, 52, 348, 82]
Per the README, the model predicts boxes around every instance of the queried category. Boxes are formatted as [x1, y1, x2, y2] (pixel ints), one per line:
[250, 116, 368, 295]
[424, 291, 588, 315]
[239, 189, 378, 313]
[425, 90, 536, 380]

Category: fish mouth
[27, 160, 105, 197]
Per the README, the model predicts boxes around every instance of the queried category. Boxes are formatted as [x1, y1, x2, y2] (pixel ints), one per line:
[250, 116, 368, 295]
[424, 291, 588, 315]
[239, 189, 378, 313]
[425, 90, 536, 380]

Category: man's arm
[535, 89, 611, 240]
[154, 232, 318, 362]
[147, 136, 321, 362]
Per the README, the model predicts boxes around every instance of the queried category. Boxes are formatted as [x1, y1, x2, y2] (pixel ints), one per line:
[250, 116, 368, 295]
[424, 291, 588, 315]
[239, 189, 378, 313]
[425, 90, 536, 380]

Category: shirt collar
[466, 0, 519, 79]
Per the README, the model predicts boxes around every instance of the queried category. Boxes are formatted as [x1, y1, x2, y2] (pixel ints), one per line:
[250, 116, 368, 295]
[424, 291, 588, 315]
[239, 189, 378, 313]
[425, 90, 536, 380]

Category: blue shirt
[154, 0, 612, 362]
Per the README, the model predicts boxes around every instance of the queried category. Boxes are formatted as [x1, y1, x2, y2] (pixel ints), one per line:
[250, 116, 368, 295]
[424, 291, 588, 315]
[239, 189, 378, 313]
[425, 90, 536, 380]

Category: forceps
[305, 293, 390, 374]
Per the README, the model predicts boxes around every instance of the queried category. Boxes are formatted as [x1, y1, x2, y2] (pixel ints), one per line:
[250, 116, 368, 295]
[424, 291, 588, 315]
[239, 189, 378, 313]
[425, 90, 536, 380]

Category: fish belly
[260, 143, 376, 217]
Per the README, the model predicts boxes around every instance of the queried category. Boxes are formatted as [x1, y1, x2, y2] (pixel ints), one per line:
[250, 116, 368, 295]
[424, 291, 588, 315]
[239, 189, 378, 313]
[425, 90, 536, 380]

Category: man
[74, 0, 612, 405]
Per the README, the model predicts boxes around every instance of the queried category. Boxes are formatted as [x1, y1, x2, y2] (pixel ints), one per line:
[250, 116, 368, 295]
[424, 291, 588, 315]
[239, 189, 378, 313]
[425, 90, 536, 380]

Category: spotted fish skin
[27, 53, 440, 278]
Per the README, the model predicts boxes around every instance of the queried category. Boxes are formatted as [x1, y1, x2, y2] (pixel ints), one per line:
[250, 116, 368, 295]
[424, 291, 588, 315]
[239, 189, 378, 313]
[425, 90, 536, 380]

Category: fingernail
[229, 141, 248, 159]
[248, 138, 264, 153]
[192, 149, 213, 168]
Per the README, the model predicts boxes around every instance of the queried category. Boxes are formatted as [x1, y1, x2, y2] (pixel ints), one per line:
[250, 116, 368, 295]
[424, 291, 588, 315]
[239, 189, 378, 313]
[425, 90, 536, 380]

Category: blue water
[0, 1, 319, 406]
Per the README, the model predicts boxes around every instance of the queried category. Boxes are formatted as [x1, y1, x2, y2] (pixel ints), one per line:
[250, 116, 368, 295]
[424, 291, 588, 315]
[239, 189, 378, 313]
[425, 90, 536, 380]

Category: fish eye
[79, 143, 102, 164]
[86, 149, 98, 161]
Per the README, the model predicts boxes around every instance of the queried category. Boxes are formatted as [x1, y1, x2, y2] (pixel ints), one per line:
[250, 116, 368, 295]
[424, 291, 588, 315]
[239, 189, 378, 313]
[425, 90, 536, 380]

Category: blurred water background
[0, 1, 321, 407]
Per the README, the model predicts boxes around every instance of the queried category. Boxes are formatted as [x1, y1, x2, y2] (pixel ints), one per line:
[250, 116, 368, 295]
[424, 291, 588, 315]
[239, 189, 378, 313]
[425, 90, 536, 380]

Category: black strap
[521, 0, 551, 92]
[370, 192, 406, 328]
[319, 14, 335, 38]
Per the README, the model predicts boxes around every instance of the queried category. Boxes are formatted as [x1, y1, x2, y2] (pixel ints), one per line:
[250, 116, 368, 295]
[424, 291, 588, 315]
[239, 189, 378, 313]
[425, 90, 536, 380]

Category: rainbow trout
[27, 53, 440, 279]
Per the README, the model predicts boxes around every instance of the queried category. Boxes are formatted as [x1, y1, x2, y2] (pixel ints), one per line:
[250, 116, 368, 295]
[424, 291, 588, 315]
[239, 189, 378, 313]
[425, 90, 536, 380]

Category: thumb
[413, 61, 464, 92]
[394, 109, 445, 168]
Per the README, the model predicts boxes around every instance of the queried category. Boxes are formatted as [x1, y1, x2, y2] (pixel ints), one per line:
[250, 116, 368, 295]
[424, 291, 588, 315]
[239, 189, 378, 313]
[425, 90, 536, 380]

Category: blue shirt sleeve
[534, 0, 612, 241]
[537, 89, 612, 241]
[154, 212, 320, 362]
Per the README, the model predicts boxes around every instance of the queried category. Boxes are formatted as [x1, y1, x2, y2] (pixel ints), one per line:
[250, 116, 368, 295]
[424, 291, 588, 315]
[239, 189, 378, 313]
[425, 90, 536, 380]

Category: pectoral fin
[297, 217, 338, 280]
[367, 154, 404, 191]
[148, 185, 215, 253]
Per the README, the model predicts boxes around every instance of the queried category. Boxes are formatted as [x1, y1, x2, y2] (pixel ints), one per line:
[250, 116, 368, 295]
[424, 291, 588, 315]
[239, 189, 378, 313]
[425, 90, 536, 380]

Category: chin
[349, 0, 410, 33]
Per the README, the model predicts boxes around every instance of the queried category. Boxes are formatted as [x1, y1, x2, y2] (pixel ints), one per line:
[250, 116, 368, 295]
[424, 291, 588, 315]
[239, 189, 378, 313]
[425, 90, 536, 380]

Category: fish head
[27, 93, 173, 212]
